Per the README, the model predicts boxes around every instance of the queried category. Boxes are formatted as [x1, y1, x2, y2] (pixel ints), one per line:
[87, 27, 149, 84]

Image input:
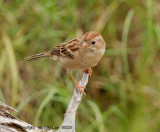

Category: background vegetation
[0, 0, 160, 131]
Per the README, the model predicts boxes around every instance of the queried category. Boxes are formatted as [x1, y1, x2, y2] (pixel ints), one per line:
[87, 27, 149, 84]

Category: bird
[25, 31, 106, 95]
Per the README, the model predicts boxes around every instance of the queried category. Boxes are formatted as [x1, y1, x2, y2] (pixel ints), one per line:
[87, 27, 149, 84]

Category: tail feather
[24, 52, 49, 62]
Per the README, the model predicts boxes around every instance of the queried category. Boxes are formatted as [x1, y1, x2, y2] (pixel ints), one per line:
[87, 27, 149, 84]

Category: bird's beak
[82, 42, 89, 48]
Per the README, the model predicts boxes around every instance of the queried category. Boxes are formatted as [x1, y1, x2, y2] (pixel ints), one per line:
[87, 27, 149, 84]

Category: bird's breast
[59, 50, 104, 71]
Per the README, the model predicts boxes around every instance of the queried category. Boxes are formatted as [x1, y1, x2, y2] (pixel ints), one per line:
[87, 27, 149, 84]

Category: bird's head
[81, 31, 106, 54]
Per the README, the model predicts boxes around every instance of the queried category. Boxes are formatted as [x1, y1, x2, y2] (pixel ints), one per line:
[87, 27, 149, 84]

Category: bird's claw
[75, 84, 86, 95]
[83, 68, 92, 76]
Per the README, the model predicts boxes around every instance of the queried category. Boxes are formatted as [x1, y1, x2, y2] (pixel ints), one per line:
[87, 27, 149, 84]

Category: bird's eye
[91, 41, 96, 44]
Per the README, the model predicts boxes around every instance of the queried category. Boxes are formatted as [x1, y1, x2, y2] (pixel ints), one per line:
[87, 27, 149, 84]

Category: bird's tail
[24, 52, 51, 62]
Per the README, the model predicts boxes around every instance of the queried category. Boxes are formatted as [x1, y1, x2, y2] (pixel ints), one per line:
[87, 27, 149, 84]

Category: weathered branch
[58, 73, 89, 132]
[0, 102, 41, 132]
[0, 73, 89, 132]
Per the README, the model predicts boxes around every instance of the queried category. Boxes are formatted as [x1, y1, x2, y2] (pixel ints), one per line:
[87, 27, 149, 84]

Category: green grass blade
[2, 32, 19, 107]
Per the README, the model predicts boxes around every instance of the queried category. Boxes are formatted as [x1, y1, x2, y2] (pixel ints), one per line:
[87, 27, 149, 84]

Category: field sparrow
[25, 31, 106, 95]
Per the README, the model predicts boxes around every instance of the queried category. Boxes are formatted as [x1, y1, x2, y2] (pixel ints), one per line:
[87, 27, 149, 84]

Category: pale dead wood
[58, 73, 89, 132]
[0, 102, 43, 132]
[0, 73, 89, 132]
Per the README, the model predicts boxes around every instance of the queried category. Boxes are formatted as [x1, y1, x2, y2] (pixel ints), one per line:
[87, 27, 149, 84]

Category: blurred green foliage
[0, 0, 160, 132]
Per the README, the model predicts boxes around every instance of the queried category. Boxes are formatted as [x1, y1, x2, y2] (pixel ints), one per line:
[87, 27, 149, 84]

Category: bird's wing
[24, 38, 81, 61]
[50, 38, 81, 59]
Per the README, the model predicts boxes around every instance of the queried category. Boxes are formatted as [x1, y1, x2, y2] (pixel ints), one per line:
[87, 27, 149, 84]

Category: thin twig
[58, 72, 89, 132]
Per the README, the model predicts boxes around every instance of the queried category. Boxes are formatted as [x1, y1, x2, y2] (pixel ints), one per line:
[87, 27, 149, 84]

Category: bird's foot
[75, 83, 86, 95]
[83, 68, 92, 76]
[69, 73, 86, 95]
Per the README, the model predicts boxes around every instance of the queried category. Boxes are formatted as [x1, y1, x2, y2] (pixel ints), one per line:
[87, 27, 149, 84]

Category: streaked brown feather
[24, 38, 80, 61]
[24, 52, 50, 62]
[50, 38, 80, 59]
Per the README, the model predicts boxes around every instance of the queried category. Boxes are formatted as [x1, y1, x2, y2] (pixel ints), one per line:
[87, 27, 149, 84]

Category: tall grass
[2, 32, 19, 107]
